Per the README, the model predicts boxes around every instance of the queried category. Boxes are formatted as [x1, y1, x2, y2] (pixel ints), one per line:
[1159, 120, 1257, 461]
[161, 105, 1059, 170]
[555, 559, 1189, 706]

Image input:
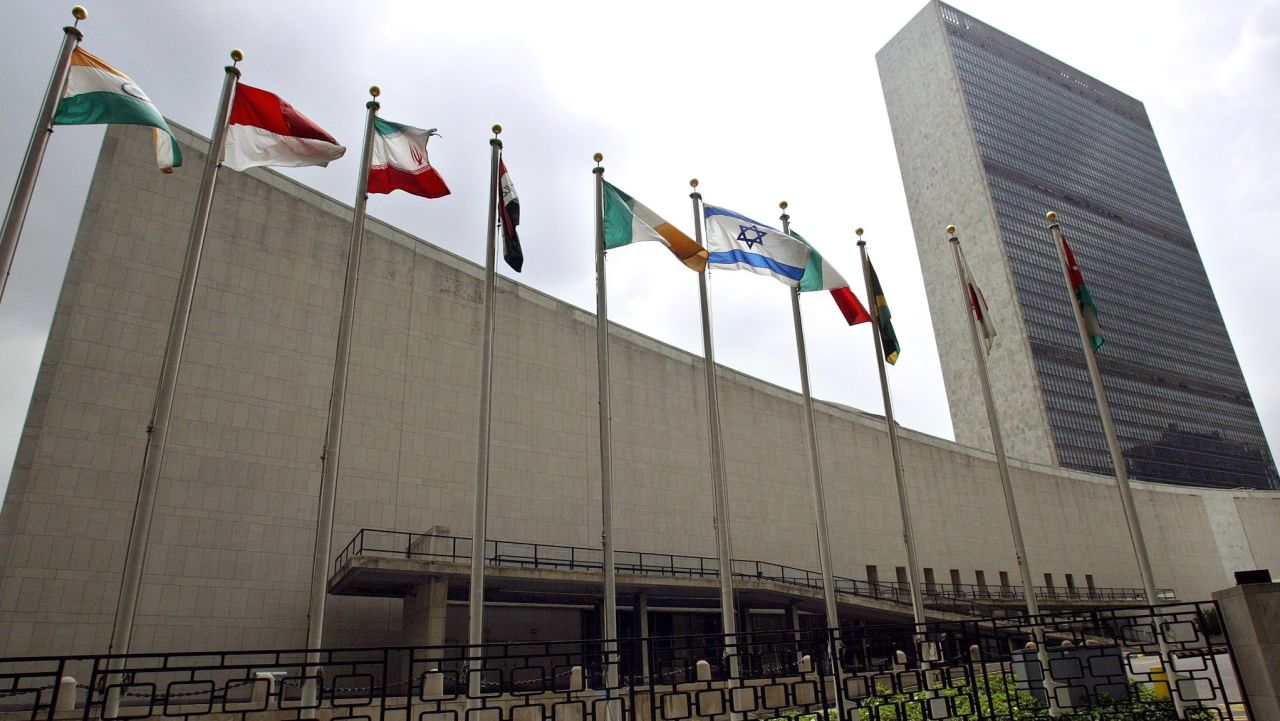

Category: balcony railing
[334, 529, 1174, 616]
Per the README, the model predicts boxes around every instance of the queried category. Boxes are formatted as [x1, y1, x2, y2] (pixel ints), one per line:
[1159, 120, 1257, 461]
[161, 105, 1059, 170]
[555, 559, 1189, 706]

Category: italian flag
[367, 118, 450, 198]
[602, 180, 707, 271]
[1062, 235, 1104, 349]
[792, 230, 872, 326]
[52, 48, 182, 172]
[223, 83, 345, 171]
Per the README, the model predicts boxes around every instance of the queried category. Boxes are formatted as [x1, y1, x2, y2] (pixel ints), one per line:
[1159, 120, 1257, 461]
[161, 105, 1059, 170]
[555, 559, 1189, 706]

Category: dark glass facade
[938, 3, 1276, 489]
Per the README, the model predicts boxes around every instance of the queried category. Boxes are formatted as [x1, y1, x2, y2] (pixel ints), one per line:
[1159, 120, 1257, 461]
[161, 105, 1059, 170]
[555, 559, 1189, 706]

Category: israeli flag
[703, 205, 810, 287]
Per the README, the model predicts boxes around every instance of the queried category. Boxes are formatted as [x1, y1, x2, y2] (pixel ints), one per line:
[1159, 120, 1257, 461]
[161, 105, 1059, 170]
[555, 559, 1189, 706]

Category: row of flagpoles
[3, 9, 1168, 705]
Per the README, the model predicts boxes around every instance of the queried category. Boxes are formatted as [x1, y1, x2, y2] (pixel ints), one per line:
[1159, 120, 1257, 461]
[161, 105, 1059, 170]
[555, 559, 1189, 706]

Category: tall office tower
[877, 2, 1276, 490]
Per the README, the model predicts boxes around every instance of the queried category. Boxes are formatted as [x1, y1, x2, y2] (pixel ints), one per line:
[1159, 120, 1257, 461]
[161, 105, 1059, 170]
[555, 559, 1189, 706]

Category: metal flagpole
[109, 49, 241, 658]
[104, 50, 241, 716]
[0, 6, 86, 303]
[298, 86, 381, 714]
[855, 231, 929, 640]
[1045, 211, 1183, 715]
[1045, 212, 1158, 600]
[778, 203, 841, 634]
[688, 179, 739, 676]
[592, 153, 618, 689]
[948, 226, 1063, 717]
[468, 124, 503, 697]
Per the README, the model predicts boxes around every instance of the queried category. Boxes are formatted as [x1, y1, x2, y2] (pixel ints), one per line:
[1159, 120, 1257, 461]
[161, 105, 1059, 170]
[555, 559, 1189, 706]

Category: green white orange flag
[367, 118, 450, 198]
[602, 180, 707, 271]
[791, 230, 872, 326]
[1062, 235, 1104, 349]
[52, 48, 182, 172]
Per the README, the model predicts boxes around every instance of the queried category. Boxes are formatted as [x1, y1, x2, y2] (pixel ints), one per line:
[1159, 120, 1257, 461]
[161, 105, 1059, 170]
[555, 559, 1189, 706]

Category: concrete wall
[0, 123, 1276, 658]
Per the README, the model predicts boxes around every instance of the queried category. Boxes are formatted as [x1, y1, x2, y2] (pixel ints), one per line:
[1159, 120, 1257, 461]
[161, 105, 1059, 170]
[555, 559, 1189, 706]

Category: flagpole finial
[492, 124, 502, 136]
[369, 86, 381, 98]
[593, 152, 603, 165]
[689, 178, 699, 188]
[71, 6, 87, 21]
[779, 201, 788, 210]
[946, 225, 956, 235]
[1046, 211, 1057, 223]
[856, 227, 864, 237]
[230, 49, 244, 64]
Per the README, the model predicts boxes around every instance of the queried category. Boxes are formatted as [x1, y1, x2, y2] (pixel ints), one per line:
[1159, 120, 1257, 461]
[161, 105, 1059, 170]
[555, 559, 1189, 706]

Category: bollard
[56, 677, 76, 712]
[969, 645, 981, 662]
[1060, 640, 1074, 648]
[1085, 639, 1101, 647]
[569, 665, 586, 692]
[1024, 642, 1038, 652]
[421, 668, 444, 700]
[893, 650, 908, 672]
[798, 655, 813, 674]
[695, 659, 711, 682]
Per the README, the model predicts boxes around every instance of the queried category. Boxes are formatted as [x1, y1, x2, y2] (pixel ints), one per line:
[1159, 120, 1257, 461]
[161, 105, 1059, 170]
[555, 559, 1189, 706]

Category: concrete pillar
[55, 677, 76, 712]
[637, 592, 651, 681]
[403, 578, 449, 647]
[788, 603, 803, 666]
[1212, 581, 1280, 718]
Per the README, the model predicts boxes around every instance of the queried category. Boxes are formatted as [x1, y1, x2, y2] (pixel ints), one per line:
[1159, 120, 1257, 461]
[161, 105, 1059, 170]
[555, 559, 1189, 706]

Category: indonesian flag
[958, 246, 996, 352]
[499, 161, 522, 272]
[367, 118, 450, 198]
[223, 83, 345, 171]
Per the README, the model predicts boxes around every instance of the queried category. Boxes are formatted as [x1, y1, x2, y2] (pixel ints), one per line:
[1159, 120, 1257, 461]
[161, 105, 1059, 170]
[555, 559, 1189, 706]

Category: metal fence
[334, 529, 1174, 612]
[0, 601, 1249, 720]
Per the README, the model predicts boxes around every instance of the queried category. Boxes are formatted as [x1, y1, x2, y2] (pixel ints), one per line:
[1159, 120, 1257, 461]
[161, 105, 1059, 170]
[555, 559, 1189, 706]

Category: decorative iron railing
[0, 601, 1249, 721]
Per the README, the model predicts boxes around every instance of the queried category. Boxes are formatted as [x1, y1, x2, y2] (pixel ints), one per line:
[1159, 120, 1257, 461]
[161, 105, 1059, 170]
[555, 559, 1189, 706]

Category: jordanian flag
[367, 118, 449, 198]
[867, 258, 900, 364]
[52, 48, 181, 172]
[791, 230, 871, 326]
[602, 180, 707, 271]
[1062, 235, 1104, 349]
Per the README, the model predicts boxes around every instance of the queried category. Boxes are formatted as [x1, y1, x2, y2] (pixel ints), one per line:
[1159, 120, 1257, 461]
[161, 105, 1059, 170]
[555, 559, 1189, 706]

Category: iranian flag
[223, 83, 345, 171]
[792, 230, 872, 326]
[367, 118, 450, 198]
[602, 180, 706, 271]
[52, 48, 182, 172]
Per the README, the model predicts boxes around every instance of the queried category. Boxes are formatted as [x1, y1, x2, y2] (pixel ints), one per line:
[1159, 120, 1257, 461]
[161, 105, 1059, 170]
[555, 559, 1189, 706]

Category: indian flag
[602, 180, 707, 271]
[792, 230, 872, 326]
[367, 117, 450, 199]
[52, 48, 181, 173]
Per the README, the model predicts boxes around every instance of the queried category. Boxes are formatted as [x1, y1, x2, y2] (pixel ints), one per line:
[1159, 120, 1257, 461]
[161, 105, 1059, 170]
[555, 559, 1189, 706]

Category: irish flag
[792, 230, 872, 326]
[602, 180, 706, 271]
[223, 84, 345, 171]
[52, 48, 181, 172]
[367, 118, 450, 198]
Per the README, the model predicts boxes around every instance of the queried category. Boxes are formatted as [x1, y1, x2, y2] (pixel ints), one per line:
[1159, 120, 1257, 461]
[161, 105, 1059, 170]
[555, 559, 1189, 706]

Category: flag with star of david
[703, 205, 809, 287]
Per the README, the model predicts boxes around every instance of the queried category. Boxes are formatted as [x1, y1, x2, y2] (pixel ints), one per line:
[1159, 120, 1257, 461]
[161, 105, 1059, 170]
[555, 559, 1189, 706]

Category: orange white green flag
[52, 48, 182, 172]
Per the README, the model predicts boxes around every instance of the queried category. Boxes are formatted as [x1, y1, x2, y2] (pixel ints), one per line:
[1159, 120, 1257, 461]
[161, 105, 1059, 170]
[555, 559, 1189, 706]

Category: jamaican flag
[867, 259, 900, 365]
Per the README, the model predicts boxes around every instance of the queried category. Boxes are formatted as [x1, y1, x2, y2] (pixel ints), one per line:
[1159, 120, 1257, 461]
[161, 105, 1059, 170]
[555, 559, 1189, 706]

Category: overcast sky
[2, 1, 1278, 496]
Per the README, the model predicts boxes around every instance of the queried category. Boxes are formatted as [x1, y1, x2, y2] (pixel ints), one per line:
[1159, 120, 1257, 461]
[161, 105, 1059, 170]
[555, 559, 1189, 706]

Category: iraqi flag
[499, 161, 522, 271]
[223, 83, 345, 171]
[367, 118, 450, 198]
[791, 230, 872, 326]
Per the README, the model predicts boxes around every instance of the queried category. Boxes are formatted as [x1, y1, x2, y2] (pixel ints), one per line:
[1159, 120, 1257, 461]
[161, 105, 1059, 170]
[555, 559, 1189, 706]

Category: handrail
[333, 528, 1175, 616]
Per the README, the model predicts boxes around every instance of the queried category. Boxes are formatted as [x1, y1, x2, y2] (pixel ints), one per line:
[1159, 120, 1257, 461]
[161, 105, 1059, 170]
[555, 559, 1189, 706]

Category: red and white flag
[223, 83, 345, 171]
[959, 246, 997, 352]
[499, 161, 522, 272]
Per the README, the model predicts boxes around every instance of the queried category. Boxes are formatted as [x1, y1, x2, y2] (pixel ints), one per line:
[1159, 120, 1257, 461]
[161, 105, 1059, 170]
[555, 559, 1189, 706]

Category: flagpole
[1045, 213, 1157, 601]
[592, 154, 618, 688]
[468, 124, 503, 695]
[948, 226, 1063, 717]
[778, 203, 841, 635]
[856, 231, 928, 642]
[297, 86, 380, 712]
[0, 6, 85, 303]
[1046, 211, 1184, 714]
[688, 179, 739, 676]
[108, 49, 241, 659]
